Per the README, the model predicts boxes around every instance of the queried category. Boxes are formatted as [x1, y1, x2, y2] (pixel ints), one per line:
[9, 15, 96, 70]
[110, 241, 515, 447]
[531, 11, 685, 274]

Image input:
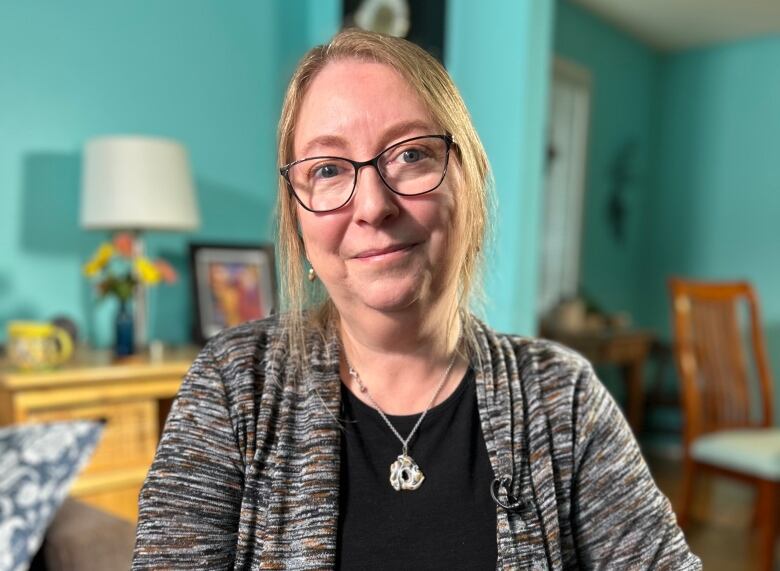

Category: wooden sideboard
[0, 346, 197, 522]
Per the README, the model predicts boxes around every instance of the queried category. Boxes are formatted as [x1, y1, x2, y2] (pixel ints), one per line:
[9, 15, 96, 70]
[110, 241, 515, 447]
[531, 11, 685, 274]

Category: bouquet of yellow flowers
[83, 233, 177, 302]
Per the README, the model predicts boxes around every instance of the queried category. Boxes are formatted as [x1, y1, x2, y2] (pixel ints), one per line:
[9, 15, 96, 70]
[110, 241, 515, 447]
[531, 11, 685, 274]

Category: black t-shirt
[336, 368, 497, 570]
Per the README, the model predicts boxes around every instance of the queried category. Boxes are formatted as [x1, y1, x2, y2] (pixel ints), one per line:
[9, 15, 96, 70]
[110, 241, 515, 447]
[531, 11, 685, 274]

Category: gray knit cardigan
[132, 316, 701, 570]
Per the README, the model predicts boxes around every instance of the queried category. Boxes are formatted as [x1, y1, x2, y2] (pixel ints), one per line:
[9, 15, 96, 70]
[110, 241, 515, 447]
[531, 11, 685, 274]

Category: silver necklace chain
[347, 354, 457, 456]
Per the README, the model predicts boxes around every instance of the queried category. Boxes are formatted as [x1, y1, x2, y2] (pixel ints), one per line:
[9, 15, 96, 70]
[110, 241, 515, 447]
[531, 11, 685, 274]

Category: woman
[133, 30, 700, 569]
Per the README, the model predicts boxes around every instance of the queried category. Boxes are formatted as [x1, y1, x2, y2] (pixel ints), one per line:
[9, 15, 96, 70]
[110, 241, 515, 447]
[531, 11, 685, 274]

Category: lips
[353, 243, 418, 259]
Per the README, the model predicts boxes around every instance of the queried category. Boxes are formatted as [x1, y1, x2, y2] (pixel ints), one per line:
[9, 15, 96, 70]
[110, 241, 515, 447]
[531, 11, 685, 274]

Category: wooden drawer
[23, 400, 159, 476]
[0, 346, 195, 522]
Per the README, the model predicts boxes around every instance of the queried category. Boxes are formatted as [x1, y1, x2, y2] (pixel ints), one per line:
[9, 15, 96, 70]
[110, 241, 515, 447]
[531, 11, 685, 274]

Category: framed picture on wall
[189, 243, 277, 343]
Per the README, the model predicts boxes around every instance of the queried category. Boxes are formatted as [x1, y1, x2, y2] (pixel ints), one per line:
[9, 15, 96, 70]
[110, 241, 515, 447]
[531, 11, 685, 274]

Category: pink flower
[113, 232, 135, 257]
[154, 259, 178, 284]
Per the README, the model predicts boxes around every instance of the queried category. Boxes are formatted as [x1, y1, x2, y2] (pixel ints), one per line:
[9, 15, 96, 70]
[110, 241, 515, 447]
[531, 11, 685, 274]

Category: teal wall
[447, 0, 555, 335]
[644, 36, 780, 416]
[0, 1, 340, 347]
[0, 0, 551, 346]
[4, 0, 775, 381]
[553, 0, 662, 317]
[642, 36, 780, 330]
[553, 0, 780, 423]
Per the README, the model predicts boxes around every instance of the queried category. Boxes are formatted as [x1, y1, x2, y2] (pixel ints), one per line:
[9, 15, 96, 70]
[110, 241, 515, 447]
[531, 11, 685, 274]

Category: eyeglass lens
[286, 136, 449, 212]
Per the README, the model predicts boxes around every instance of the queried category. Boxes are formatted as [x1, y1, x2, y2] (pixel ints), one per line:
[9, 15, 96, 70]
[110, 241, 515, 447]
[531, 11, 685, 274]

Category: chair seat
[692, 428, 780, 481]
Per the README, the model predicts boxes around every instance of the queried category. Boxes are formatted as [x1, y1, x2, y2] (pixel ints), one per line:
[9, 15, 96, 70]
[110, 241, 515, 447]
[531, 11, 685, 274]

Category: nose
[351, 164, 399, 226]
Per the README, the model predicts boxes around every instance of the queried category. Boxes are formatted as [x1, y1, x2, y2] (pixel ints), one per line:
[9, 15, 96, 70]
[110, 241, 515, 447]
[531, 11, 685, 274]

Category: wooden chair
[668, 278, 780, 570]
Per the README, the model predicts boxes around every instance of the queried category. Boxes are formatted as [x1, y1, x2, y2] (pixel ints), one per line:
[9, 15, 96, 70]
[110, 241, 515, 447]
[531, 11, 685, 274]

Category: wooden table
[542, 328, 655, 434]
[0, 346, 197, 522]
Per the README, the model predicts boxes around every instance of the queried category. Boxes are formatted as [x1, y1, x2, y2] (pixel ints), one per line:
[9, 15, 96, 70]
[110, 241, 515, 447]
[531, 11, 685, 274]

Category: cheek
[297, 207, 347, 263]
[424, 182, 462, 274]
[428, 184, 458, 241]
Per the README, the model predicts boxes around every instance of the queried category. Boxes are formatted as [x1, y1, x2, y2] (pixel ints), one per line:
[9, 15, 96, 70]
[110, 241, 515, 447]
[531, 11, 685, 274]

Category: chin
[350, 277, 430, 314]
[359, 289, 421, 313]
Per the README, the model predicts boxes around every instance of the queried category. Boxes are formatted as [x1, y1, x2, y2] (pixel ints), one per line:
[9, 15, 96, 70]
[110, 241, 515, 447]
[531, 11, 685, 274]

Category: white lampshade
[81, 135, 200, 231]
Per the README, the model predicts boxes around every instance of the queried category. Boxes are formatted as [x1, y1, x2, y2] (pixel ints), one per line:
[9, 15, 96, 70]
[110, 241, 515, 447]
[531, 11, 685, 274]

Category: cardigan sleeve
[570, 366, 701, 570]
[132, 343, 244, 570]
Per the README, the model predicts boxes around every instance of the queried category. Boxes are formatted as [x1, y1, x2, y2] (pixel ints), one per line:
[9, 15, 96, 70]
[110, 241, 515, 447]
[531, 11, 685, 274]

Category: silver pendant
[389, 454, 425, 491]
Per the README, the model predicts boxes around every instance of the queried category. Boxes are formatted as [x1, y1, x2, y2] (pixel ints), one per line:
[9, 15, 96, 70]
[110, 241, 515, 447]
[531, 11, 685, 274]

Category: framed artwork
[189, 243, 277, 343]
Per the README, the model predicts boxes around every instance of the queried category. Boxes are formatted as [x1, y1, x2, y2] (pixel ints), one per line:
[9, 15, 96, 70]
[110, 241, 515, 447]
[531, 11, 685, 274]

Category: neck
[338, 288, 461, 358]
[337, 298, 466, 415]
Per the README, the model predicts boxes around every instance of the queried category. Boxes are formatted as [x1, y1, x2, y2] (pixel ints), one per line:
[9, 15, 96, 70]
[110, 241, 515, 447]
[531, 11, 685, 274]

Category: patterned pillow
[0, 421, 104, 571]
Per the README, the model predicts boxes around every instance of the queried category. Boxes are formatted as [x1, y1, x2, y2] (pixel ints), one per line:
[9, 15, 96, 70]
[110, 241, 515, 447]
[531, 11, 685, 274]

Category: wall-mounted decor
[189, 243, 277, 343]
[606, 140, 639, 243]
[344, 0, 446, 63]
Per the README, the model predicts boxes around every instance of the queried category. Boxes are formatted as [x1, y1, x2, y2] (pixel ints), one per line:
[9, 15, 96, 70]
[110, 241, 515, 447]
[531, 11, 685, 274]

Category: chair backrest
[668, 278, 774, 445]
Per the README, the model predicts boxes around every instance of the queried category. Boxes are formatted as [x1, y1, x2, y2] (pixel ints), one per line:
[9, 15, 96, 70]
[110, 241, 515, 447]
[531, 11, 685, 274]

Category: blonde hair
[276, 29, 491, 362]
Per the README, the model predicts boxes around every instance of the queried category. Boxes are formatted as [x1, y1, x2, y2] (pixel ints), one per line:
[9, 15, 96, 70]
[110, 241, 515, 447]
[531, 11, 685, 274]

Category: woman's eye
[312, 164, 341, 179]
[395, 147, 428, 164]
[402, 149, 421, 163]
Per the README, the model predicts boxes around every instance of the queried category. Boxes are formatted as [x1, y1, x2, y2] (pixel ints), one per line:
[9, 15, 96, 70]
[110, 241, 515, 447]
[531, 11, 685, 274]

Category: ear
[292, 201, 305, 239]
[296, 221, 308, 260]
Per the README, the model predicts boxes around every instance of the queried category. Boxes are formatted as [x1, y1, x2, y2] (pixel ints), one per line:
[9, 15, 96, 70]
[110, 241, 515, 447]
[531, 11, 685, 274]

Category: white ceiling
[571, 0, 780, 51]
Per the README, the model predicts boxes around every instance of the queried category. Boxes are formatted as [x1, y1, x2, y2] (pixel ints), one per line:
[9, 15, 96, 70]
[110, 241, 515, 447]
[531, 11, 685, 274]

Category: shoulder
[482, 325, 595, 390]
[192, 313, 336, 391]
[204, 314, 289, 359]
[512, 334, 591, 376]
[475, 325, 598, 420]
[187, 315, 296, 394]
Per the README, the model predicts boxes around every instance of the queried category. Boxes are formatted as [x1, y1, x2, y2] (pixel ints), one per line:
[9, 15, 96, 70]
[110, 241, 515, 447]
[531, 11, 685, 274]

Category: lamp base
[132, 233, 148, 350]
[115, 302, 135, 357]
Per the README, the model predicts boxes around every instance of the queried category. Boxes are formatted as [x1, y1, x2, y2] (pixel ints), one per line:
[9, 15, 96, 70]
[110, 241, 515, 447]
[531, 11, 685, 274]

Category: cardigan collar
[290, 318, 557, 570]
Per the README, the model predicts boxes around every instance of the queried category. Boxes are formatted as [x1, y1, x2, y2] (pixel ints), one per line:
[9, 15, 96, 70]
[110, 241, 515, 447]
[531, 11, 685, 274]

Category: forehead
[292, 59, 437, 157]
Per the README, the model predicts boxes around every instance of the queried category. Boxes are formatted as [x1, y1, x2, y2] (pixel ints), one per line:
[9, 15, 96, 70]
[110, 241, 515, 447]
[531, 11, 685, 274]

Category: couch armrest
[39, 498, 135, 571]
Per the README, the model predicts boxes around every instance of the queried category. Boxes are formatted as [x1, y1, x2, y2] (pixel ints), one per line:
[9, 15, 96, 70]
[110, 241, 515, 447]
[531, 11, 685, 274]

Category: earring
[307, 267, 317, 282]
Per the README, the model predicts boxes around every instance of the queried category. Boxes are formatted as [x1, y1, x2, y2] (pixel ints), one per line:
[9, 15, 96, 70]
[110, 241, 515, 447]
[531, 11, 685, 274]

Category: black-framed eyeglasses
[279, 134, 454, 213]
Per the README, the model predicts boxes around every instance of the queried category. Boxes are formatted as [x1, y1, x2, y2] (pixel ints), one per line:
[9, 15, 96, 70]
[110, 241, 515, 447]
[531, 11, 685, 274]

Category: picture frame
[189, 243, 277, 343]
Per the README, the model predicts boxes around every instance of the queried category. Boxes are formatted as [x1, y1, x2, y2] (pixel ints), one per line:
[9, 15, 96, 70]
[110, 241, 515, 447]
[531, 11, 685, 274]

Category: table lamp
[81, 135, 200, 348]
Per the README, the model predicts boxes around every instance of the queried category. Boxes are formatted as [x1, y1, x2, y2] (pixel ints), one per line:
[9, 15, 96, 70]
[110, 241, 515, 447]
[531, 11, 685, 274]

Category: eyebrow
[297, 119, 438, 159]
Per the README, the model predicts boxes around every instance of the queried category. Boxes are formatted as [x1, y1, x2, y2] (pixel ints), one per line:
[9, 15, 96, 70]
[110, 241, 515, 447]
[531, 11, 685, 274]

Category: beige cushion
[692, 427, 780, 481]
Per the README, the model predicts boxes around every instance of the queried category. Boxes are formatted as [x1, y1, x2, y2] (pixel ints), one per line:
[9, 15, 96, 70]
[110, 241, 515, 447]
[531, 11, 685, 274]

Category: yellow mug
[7, 321, 74, 370]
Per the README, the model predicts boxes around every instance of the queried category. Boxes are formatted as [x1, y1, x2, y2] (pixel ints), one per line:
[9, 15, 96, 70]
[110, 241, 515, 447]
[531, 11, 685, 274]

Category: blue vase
[115, 301, 135, 357]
